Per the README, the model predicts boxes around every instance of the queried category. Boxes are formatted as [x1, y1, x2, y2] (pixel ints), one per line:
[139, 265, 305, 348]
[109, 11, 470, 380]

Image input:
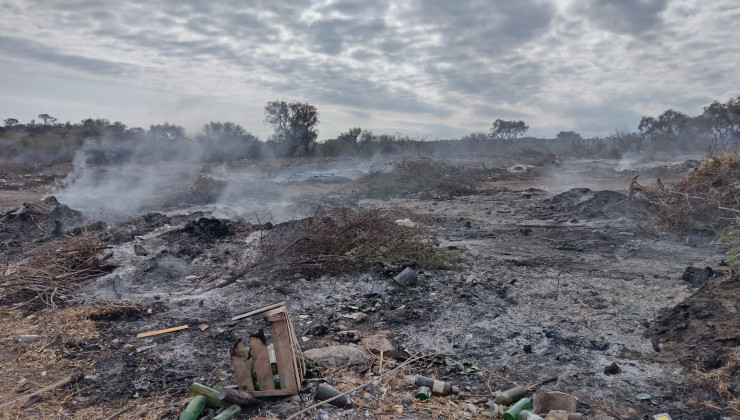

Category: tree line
[2, 96, 738, 164]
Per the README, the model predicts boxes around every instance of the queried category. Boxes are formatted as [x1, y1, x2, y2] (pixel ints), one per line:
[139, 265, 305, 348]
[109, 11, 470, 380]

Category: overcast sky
[1, 0, 738, 140]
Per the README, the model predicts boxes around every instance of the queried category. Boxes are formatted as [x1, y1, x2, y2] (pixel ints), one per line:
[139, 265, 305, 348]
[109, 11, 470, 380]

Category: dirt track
[1, 156, 737, 419]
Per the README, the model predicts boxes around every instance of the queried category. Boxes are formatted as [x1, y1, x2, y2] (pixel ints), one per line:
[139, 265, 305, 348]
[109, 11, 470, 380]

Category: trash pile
[172, 301, 680, 419]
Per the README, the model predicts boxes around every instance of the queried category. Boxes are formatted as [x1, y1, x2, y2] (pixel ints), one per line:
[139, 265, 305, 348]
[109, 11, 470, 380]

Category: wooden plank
[231, 339, 253, 390]
[249, 335, 275, 391]
[248, 389, 294, 397]
[268, 313, 298, 393]
[231, 302, 285, 321]
[136, 324, 188, 338]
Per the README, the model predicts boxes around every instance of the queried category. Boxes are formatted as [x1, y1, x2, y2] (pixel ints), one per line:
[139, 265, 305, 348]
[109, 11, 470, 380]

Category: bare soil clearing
[1, 156, 736, 419]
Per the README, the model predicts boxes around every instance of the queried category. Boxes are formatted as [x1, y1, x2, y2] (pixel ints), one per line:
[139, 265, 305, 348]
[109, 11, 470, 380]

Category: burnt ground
[1, 156, 738, 419]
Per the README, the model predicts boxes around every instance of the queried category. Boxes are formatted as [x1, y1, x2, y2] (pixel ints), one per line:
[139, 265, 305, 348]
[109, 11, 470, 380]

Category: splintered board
[231, 302, 305, 397]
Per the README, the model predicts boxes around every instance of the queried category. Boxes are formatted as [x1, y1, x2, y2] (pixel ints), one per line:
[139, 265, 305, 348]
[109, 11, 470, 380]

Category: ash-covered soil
[1, 156, 737, 419]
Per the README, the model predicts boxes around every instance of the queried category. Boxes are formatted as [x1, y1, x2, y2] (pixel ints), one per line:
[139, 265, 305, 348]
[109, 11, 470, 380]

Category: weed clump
[257, 206, 458, 279]
[357, 158, 480, 199]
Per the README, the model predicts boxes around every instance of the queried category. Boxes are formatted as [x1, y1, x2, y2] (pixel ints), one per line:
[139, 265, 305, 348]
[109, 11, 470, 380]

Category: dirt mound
[0, 196, 86, 254]
[535, 188, 642, 221]
[649, 272, 740, 415]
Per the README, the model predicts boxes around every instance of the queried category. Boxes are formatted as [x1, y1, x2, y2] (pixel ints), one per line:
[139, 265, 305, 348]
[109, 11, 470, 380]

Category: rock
[361, 334, 394, 353]
[394, 267, 417, 286]
[401, 394, 413, 406]
[134, 244, 148, 256]
[304, 345, 372, 368]
[395, 219, 416, 228]
[681, 266, 712, 285]
[110, 339, 123, 349]
[604, 362, 620, 375]
[555, 353, 570, 362]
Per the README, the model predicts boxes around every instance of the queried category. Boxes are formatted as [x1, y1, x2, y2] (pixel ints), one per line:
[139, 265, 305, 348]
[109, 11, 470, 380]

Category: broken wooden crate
[231, 301, 306, 396]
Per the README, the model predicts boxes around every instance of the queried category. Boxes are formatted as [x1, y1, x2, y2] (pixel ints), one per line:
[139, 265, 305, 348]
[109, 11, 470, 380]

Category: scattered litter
[533, 390, 578, 414]
[395, 218, 416, 228]
[17, 334, 42, 342]
[415, 386, 431, 401]
[198, 323, 209, 331]
[519, 410, 545, 420]
[136, 344, 157, 353]
[503, 397, 532, 420]
[212, 404, 241, 420]
[636, 393, 651, 401]
[494, 386, 526, 404]
[405, 374, 459, 395]
[314, 383, 353, 407]
[652, 414, 672, 420]
[136, 324, 189, 338]
[394, 267, 417, 286]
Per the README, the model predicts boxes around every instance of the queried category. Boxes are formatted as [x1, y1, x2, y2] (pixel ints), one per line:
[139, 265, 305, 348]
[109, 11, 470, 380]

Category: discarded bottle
[518, 410, 545, 420]
[493, 386, 526, 404]
[315, 383, 353, 407]
[212, 404, 241, 420]
[405, 375, 460, 395]
[503, 397, 533, 420]
[189, 382, 227, 407]
[415, 386, 431, 401]
[178, 395, 207, 420]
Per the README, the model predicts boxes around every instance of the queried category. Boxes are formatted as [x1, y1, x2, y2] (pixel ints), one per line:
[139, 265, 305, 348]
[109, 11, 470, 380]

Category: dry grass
[685, 347, 740, 415]
[257, 206, 459, 279]
[1, 235, 110, 309]
[0, 303, 147, 420]
[357, 158, 481, 199]
[644, 154, 740, 233]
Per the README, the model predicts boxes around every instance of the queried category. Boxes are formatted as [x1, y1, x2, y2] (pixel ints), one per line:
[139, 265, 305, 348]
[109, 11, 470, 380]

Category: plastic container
[503, 397, 533, 420]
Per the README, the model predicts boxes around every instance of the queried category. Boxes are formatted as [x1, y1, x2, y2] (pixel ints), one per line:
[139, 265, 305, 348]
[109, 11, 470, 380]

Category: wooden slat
[136, 325, 188, 338]
[231, 302, 285, 321]
[286, 318, 305, 381]
[268, 313, 298, 393]
[231, 339, 252, 390]
[249, 336, 275, 391]
[248, 389, 294, 397]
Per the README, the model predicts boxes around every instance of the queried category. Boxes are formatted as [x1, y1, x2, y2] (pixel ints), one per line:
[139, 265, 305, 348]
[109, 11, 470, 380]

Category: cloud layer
[1, 0, 738, 138]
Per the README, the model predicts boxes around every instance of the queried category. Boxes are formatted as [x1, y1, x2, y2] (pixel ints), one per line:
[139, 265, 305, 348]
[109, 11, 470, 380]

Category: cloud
[0, 0, 739, 139]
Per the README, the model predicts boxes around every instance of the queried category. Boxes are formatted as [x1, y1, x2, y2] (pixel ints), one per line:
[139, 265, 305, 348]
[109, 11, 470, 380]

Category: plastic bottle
[405, 375, 460, 395]
[503, 397, 533, 420]
[493, 386, 526, 404]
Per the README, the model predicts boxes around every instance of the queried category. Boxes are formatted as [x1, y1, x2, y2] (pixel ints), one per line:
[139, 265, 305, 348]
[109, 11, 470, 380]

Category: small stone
[110, 339, 123, 349]
[401, 394, 413, 406]
[555, 353, 570, 362]
[604, 362, 620, 375]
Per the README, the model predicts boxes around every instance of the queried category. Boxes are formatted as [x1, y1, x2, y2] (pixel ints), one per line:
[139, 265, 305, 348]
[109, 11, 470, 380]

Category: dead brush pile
[257, 206, 457, 279]
[357, 158, 480, 199]
[645, 154, 740, 233]
[1, 235, 110, 308]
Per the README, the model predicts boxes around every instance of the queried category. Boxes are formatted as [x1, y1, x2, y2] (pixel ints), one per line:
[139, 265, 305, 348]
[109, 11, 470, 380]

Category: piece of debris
[136, 324, 189, 338]
[395, 218, 416, 228]
[603, 362, 620, 375]
[493, 386, 525, 404]
[179, 395, 207, 420]
[212, 404, 241, 420]
[314, 383, 353, 407]
[20, 394, 42, 408]
[17, 334, 42, 342]
[652, 414, 672, 420]
[533, 390, 578, 414]
[405, 375, 459, 395]
[134, 244, 148, 256]
[218, 387, 260, 407]
[229, 302, 305, 396]
[394, 267, 417, 286]
[0, 373, 83, 410]
[519, 410, 545, 420]
[136, 344, 156, 353]
[636, 393, 651, 402]
[198, 323, 209, 331]
[415, 386, 431, 401]
[503, 397, 532, 420]
[401, 394, 413, 406]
